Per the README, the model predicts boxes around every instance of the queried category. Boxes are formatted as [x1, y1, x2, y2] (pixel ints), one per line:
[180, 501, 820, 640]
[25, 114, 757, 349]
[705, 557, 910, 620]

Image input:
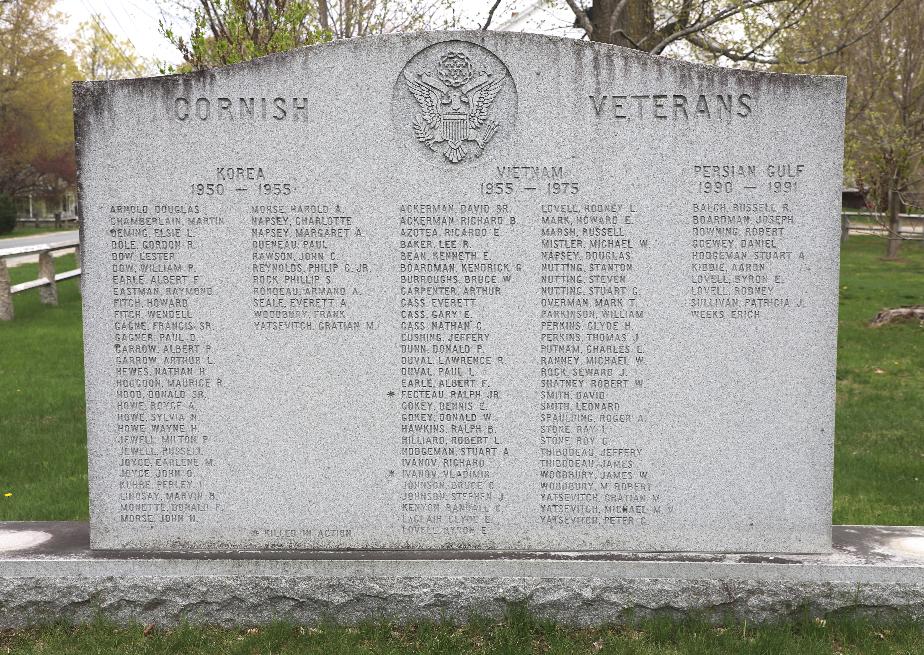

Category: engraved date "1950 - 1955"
[190, 167, 294, 196]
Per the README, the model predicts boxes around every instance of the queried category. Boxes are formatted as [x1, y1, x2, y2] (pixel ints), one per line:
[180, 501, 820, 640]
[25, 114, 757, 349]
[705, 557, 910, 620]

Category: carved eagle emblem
[403, 51, 505, 163]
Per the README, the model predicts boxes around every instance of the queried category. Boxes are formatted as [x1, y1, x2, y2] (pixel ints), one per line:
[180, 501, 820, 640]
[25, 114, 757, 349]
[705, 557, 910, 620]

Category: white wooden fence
[0, 211, 917, 321]
[841, 212, 924, 241]
[16, 212, 79, 229]
[0, 238, 81, 320]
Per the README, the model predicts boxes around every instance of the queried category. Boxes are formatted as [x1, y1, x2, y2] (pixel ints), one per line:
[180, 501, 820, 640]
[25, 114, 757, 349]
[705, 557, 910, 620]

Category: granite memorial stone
[74, 31, 846, 553]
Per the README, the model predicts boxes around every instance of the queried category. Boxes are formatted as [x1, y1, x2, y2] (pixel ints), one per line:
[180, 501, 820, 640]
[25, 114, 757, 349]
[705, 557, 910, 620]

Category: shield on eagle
[402, 50, 507, 164]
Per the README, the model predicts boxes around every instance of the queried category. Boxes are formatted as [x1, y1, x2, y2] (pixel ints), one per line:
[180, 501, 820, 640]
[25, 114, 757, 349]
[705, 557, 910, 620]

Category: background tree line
[0, 0, 146, 232]
[561, 0, 922, 251]
[0, 0, 921, 251]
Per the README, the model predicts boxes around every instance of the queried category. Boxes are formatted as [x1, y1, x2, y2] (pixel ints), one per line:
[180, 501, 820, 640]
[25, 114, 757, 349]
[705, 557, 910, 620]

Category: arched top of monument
[73, 29, 845, 96]
[72, 21, 847, 557]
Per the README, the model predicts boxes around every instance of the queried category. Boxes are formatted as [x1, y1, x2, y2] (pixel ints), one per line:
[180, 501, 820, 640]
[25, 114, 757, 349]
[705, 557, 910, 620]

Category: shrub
[0, 194, 15, 235]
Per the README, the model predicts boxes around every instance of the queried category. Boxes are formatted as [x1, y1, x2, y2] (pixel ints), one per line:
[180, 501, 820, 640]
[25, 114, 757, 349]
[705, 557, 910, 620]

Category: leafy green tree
[312, 0, 454, 38]
[72, 17, 148, 80]
[777, 0, 923, 257]
[159, 0, 457, 71]
[561, 0, 918, 256]
[0, 0, 78, 197]
[161, 0, 329, 70]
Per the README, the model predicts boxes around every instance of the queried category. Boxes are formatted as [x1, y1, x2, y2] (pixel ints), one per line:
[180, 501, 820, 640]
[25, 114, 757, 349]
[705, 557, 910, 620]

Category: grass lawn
[0, 238, 923, 523]
[0, 238, 922, 652]
[0, 254, 88, 520]
[833, 237, 924, 524]
[1, 611, 923, 654]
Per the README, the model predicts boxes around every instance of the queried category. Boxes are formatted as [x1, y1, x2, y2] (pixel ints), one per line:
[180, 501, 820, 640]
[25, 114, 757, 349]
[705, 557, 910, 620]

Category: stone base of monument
[2, 522, 923, 627]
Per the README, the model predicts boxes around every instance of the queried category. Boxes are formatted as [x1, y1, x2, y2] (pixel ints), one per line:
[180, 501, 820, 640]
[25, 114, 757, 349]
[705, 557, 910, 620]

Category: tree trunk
[869, 306, 924, 327]
[885, 189, 901, 259]
[590, 0, 653, 49]
[317, 0, 330, 32]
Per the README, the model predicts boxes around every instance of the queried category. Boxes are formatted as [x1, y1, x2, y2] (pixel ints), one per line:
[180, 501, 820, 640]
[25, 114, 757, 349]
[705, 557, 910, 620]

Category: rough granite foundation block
[2, 522, 923, 627]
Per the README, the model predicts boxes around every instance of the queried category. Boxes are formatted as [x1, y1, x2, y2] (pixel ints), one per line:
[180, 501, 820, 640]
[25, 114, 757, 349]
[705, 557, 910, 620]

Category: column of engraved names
[111, 203, 222, 528]
[250, 203, 372, 331]
[398, 202, 516, 544]
[538, 202, 658, 530]
[689, 163, 807, 320]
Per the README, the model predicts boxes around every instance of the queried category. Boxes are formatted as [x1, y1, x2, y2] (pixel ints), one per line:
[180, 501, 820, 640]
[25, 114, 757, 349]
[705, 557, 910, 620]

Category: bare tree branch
[649, 0, 786, 55]
[684, 32, 779, 62]
[733, 0, 813, 63]
[607, 0, 629, 40]
[794, 0, 907, 64]
[564, 0, 593, 37]
[679, 0, 906, 65]
[611, 28, 641, 48]
[482, 0, 503, 30]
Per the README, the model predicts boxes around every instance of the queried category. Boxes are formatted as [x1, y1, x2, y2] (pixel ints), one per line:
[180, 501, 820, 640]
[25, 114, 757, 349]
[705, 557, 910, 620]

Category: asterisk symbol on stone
[387, 390, 395, 397]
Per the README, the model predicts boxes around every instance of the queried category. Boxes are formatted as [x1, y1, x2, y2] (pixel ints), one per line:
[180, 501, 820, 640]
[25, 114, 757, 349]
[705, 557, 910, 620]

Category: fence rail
[0, 237, 81, 320]
[841, 212, 924, 241]
[0, 211, 918, 321]
[15, 213, 78, 229]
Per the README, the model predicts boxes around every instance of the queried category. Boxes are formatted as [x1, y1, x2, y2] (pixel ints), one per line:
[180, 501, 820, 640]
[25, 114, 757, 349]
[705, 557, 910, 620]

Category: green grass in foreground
[1, 611, 923, 655]
[0, 238, 922, 524]
[0, 254, 88, 520]
[832, 237, 924, 525]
